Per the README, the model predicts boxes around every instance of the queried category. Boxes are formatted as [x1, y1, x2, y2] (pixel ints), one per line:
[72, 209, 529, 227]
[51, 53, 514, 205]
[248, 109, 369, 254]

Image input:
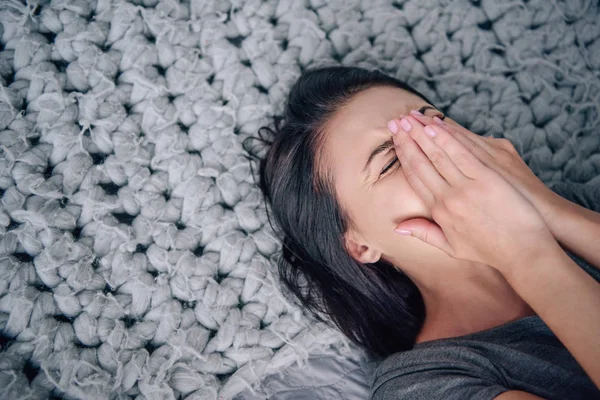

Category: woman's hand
[393, 113, 600, 390]
[405, 112, 600, 272]
[388, 113, 557, 274]
[408, 111, 568, 236]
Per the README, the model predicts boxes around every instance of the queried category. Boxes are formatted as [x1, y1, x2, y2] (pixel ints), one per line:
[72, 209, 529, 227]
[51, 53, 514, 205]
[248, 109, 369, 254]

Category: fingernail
[387, 120, 399, 134]
[433, 116, 445, 126]
[410, 109, 423, 117]
[400, 118, 412, 132]
[394, 229, 412, 236]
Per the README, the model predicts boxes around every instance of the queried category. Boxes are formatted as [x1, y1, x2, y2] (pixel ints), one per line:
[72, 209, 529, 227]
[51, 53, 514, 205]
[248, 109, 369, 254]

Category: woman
[245, 66, 600, 399]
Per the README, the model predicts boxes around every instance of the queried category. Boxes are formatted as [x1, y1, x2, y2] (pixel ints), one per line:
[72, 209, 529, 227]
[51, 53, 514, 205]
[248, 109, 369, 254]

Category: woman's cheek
[372, 180, 405, 228]
[385, 176, 427, 225]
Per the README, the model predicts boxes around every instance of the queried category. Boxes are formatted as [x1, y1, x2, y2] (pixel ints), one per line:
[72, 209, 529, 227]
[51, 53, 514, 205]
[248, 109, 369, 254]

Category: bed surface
[0, 0, 598, 399]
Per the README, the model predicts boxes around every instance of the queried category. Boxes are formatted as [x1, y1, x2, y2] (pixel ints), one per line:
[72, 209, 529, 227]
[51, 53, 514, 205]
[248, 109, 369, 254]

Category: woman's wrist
[497, 233, 562, 284]
[498, 238, 562, 300]
[543, 193, 600, 270]
[534, 189, 573, 236]
[542, 193, 589, 241]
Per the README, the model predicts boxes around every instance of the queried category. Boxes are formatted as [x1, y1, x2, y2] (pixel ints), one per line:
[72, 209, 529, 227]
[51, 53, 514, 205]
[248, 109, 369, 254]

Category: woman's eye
[380, 158, 399, 176]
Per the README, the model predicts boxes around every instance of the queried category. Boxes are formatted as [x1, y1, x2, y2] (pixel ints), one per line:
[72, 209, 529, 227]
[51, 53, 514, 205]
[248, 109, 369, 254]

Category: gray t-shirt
[370, 182, 600, 400]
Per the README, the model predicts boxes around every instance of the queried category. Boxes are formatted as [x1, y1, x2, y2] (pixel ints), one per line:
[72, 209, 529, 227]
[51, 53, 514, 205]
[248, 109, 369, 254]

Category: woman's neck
[400, 259, 536, 344]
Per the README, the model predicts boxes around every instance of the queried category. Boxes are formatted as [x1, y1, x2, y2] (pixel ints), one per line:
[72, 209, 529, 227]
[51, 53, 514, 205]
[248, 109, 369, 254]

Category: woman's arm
[546, 195, 600, 271]
[504, 241, 600, 389]
[389, 114, 600, 389]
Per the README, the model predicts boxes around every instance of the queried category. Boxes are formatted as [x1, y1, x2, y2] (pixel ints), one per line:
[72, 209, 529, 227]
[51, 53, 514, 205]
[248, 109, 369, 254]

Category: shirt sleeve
[370, 346, 511, 400]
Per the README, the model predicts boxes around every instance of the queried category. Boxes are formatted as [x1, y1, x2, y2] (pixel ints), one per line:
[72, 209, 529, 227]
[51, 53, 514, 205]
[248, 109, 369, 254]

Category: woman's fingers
[389, 117, 448, 205]
[394, 217, 455, 256]
[432, 117, 496, 159]
[392, 115, 483, 183]
[431, 118, 525, 183]
[420, 123, 491, 180]
[410, 111, 497, 163]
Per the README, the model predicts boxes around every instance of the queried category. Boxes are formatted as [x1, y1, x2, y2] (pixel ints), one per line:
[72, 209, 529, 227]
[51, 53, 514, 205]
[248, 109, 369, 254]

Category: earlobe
[345, 232, 382, 264]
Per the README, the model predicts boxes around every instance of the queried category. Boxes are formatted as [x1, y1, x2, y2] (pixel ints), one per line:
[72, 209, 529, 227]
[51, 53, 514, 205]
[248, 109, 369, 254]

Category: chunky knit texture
[0, 0, 599, 399]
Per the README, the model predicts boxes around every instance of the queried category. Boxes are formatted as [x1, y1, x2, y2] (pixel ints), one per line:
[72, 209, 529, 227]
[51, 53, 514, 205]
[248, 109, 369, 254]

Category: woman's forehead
[330, 86, 425, 130]
[316, 86, 429, 185]
[318, 88, 411, 179]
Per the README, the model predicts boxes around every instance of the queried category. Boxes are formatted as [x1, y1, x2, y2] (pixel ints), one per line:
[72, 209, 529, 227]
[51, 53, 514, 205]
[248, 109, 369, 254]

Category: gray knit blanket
[0, 0, 598, 399]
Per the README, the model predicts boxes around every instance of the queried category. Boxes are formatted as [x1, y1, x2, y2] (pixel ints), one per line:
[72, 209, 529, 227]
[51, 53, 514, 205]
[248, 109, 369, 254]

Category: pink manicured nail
[433, 116, 445, 126]
[394, 229, 412, 236]
[388, 120, 399, 134]
[410, 109, 423, 117]
[424, 126, 437, 138]
[400, 118, 412, 132]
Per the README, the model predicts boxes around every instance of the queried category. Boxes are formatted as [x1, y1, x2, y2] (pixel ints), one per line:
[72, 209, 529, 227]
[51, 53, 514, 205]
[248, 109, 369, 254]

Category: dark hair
[244, 66, 439, 359]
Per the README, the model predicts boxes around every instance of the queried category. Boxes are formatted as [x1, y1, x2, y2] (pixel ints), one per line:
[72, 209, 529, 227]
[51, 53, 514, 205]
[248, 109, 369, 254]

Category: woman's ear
[344, 230, 382, 264]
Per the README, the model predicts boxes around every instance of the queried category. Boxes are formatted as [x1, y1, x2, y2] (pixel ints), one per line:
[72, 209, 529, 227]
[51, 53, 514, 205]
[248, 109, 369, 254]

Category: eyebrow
[362, 138, 395, 176]
[361, 105, 438, 177]
[418, 105, 437, 115]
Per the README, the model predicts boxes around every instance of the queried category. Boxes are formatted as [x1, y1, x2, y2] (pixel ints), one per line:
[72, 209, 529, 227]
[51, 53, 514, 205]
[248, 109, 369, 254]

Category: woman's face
[321, 85, 454, 270]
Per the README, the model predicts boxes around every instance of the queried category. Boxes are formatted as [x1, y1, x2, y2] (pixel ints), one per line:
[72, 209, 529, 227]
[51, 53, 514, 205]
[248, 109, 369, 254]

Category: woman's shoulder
[369, 314, 598, 400]
[375, 318, 534, 374]
[374, 315, 548, 375]
[370, 340, 513, 400]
